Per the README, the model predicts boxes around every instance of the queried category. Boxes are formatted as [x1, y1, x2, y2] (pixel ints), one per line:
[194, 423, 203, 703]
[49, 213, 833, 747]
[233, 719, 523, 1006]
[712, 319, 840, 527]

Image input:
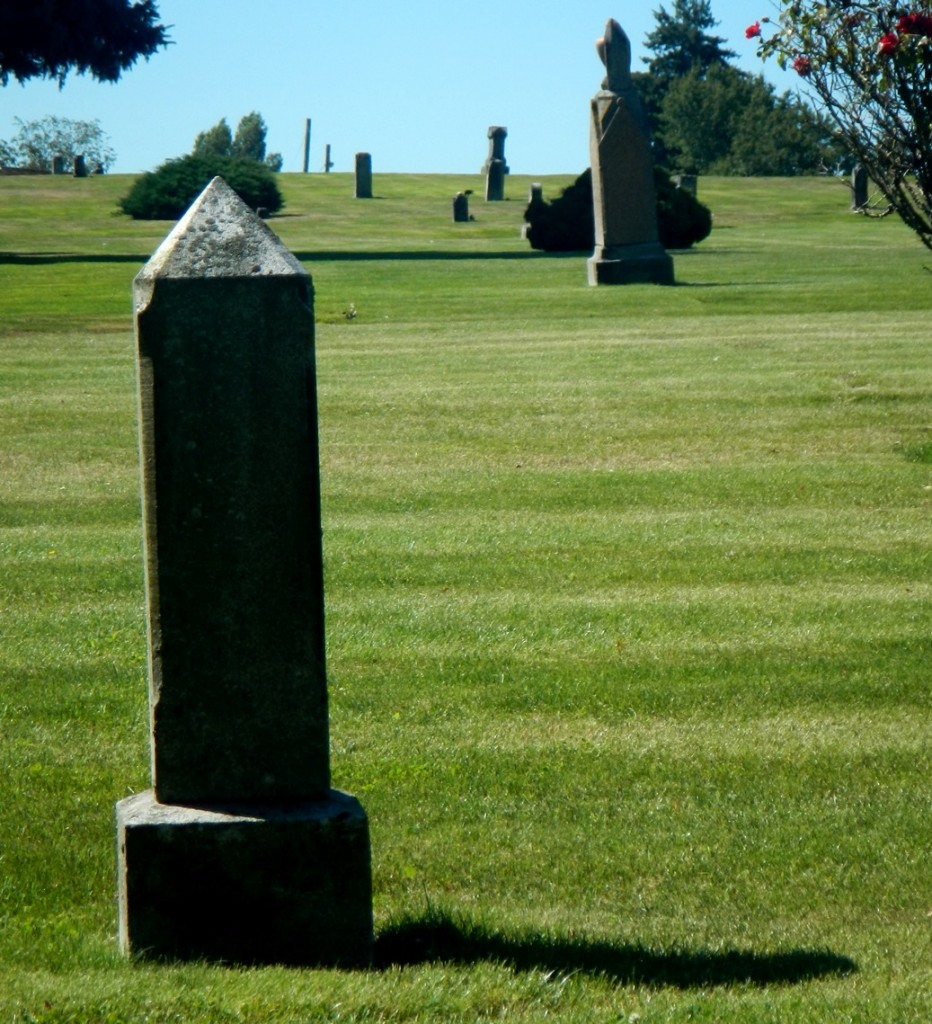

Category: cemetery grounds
[0, 171, 929, 1023]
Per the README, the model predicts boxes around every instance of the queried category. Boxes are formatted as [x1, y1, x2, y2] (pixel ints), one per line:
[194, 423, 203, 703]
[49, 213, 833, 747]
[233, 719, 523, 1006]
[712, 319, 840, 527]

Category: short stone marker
[482, 126, 509, 201]
[52, 155, 65, 175]
[673, 173, 697, 196]
[587, 19, 673, 286]
[355, 152, 373, 198]
[453, 191, 470, 222]
[72, 154, 88, 178]
[522, 183, 544, 238]
[116, 176, 373, 966]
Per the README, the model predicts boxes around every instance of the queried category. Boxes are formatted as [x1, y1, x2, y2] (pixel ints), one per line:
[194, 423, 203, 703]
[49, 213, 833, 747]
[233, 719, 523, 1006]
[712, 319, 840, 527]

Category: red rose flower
[792, 55, 812, 77]
[878, 32, 900, 55]
[897, 13, 932, 36]
[745, 21, 762, 39]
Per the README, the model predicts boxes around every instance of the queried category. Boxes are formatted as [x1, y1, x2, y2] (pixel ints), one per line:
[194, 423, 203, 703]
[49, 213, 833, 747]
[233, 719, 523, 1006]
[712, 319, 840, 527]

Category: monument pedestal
[117, 789, 373, 966]
[587, 242, 674, 286]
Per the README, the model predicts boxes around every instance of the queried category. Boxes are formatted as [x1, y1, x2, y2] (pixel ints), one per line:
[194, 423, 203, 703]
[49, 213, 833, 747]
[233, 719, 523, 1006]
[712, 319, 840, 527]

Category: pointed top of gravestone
[138, 177, 306, 281]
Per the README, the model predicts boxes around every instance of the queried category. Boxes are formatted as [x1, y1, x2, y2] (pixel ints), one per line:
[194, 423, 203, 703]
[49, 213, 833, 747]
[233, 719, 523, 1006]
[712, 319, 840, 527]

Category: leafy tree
[231, 112, 266, 162]
[632, 1, 838, 177]
[192, 113, 283, 170]
[660, 64, 841, 175]
[0, 0, 169, 86]
[192, 119, 233, 159]
[0, 115, 116, 171]
[119, 154, 283, 220]
[751, 3, 932, 251]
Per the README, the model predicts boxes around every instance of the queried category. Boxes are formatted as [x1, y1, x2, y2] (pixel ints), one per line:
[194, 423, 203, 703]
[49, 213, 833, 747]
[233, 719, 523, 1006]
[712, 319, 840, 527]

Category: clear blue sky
[2, 1, 790, 175]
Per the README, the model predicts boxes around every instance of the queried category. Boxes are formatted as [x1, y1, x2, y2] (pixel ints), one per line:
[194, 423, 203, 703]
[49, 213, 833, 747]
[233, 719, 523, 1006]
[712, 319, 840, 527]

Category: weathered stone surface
[117, 789, 373, 966]
[120, 176, 373, 966]
[587, 19, 673, 286]
[134, 177, 329, 805]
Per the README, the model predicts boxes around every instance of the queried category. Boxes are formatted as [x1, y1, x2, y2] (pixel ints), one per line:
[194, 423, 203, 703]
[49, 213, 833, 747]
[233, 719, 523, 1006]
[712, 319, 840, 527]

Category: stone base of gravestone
[485, 159, 506, 201]
[117, 789, 373, 966]
[587, 242, 674, 286]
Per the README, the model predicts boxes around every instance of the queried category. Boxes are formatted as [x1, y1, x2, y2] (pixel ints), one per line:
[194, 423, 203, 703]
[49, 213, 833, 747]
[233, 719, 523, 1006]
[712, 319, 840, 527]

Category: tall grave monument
[482, 126, 509, 201]
[587, 18, 673, 286]
[116, 177, 373, 966]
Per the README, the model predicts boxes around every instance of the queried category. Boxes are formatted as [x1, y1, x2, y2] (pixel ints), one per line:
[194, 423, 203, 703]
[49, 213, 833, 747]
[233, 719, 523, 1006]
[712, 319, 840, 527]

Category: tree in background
[750, 3, 932, 251]
[643, 0, 735, 79]
[0, 115, 116, 171]
[0, 0, 169, 86]
[661, 64, 839, 175]
[192, 113, 283, 171]
[192, 119, 234, 159]
[634, 0, 839, 175]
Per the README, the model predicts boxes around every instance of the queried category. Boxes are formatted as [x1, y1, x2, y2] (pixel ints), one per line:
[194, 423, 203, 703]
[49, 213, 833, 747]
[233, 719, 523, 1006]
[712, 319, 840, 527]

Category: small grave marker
[355, 152, 373, 198]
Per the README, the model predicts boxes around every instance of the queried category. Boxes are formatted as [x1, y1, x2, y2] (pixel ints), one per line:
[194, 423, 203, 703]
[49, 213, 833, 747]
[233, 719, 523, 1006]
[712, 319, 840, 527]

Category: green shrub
[118, 154, 283, 220]
[523, 167, 711, 252]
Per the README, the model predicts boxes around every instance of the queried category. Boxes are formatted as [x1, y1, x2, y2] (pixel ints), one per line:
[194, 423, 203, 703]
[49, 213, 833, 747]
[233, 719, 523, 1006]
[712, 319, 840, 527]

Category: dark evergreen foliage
[0, 0, 169, 86]
[523, 168, 711, 253]
[635, 0, 837, 176]
[642, 0, 735, 80]
[119, 155, 283, 220]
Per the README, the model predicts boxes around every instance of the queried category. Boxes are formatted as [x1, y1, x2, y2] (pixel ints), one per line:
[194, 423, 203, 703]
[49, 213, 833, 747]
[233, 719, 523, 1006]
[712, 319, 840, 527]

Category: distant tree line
[0, 116, 115, 172]
[634, 0, 844, 176]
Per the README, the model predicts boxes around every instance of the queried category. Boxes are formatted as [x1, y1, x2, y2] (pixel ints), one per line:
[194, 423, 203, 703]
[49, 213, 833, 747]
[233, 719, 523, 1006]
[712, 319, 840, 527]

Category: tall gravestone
[355, 152, 373, 198]
[587, 19, 673, 286]
[116, 176, 373, 966]
[482, 126, 509, 201]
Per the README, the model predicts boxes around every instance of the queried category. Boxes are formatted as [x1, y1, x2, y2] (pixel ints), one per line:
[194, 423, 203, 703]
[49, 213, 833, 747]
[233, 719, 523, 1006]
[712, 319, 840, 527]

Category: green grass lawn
[0, 170, 929, 1023]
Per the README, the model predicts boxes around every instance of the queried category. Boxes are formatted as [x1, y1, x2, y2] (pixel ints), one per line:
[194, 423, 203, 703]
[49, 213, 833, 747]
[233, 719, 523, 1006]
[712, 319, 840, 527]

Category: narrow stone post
[355, 152, 373, 198]
[323, 143, 334, 173]
[116, 177, 373, 967]
[303, 118, 312, 174]
[587, 19, 673, 286]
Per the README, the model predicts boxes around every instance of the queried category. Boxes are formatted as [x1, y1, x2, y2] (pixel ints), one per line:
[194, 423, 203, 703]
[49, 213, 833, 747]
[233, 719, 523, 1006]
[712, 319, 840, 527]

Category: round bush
[524, 167, 711, 252]
[119, 154, 283, 220]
